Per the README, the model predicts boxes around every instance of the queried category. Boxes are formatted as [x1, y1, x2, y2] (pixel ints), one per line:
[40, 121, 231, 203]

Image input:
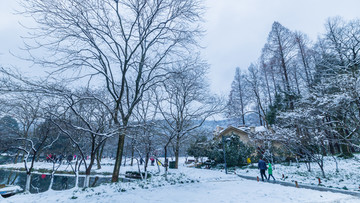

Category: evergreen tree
[208, 135, 254, 167]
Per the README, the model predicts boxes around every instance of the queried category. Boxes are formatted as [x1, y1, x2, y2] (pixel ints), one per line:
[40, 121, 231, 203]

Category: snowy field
[236, 155, 360, 192]
[1, 157, 360, 202]
[3, 177, 359, 203]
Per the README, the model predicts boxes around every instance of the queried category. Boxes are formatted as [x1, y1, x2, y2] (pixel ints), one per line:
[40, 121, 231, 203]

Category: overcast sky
[1, 0, 360, 95]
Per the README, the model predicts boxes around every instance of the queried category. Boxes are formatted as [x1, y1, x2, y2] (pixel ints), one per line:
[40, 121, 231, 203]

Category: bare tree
[132, 90, 161, 177]
[247, 63, 269, 128]
[157, 57, 223, 169]
[294, 31, 314, 90]
[0, 92, 52, 189]
[9, 114, 59, 192]
[20, 0, 204, 182]
[263, 22, 297, 109]
[50, 89, 115, 188]
[226, 67, 249, 125]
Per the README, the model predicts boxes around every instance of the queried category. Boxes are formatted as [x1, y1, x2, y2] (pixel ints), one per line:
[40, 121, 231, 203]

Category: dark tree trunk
[175, 135, 180, 169]
[96, 141, 106, 170]
[130, 139, 135, 166]
[112, 132, 126, 182]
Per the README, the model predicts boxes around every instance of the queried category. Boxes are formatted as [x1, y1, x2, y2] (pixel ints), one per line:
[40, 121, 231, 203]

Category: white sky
[202, 0, 360, 95]
[1, 0, 360, 95]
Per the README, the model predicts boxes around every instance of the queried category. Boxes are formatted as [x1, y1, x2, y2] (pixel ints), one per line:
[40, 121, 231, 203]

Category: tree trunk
[270, 65, 278, 95]
[84, 175, 90, 188]
[75, 171, 79, 188]
[318, 160, 326, 178]
[294, 68, 301, 95]
[112, 132, 126, 182]
[328, 138, 336, 155]
[96, 141, 106, 170]
[340, 143, 352, 158]
[257, 104, 263, 126]
[279, 47, 293, 109]
[48, 172, 55, 191]
[332, 156, 339, 173]
[263, 64, 273, 106]
[130, 139, 135, 166]
[174, 135, 180, 169]
[96, 155, 101, 170]
[164, 145, 168, 180]
[136, 158, 144, 180]
[295, 34, 312, 88]
[306, 156, 311, 172]
[84, 153, 96, 188]
[144, 154, 149, 173]
[335, 143, 341, 154]
[25, 173, 31, 193]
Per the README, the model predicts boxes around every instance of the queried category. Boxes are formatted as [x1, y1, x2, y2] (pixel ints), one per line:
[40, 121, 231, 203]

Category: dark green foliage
[207, 135, 254, 167]
[0, 116, 19, 137]
[0, 116, 19, 151]
[187, 136, 209, 160]
[125, 171, 151, 179]
[338, 145, 354, 159]
[35, 119, 72, 155]
[266, 93, 283, 125]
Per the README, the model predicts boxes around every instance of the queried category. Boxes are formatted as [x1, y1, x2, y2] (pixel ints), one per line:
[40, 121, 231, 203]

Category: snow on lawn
[0, 158, 160, 176]
[0, 157, 233, 178]
[236, 154, 360, 192]
[2, 166, 359, 203]
[1, 157, 360, 202]
[0, 158, 116, 175]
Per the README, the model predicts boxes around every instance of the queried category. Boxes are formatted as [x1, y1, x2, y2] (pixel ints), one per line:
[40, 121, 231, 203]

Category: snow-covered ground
[236, 155, 360, 192]
[3, 177, 359, 203]
[1, 157, 360, 202]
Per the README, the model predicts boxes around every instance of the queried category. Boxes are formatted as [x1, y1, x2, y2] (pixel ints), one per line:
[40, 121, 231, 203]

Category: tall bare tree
[294, 31, 314, 90]
[20, 0, 204, 182]
[263, 22, 297, 109]
[226, 67, 248, 125]
[50, 89, 115, 187]
[157, 56, 222, 169]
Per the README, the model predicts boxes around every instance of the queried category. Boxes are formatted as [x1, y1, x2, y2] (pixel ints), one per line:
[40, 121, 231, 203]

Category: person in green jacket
[267, 163, 275, 181]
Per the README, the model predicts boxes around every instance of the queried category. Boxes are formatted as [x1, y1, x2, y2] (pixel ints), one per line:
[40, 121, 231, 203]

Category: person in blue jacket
[258, 158, 268, 181]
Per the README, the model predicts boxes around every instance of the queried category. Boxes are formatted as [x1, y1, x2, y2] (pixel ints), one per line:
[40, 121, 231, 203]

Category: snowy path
[3, 177, 359, 203]
[237, 174, 360, 198]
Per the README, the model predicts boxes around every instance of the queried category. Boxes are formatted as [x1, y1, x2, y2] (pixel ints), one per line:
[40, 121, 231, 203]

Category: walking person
[267, 163, 275, 181]
[258, 158, 268, 181]
[150, 157, 155, 166]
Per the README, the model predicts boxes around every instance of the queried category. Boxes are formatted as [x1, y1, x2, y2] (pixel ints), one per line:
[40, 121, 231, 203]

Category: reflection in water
[0, 169, 112, 193]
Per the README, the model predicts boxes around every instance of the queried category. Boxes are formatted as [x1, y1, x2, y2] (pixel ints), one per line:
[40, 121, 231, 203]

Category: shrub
[207, 135, 254, 167]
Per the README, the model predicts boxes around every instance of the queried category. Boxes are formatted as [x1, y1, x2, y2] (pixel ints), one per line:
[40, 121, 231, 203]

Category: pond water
[0, 155, 133, 194]
[0, 155, 14, 165]
[0, 168, 115, 193]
